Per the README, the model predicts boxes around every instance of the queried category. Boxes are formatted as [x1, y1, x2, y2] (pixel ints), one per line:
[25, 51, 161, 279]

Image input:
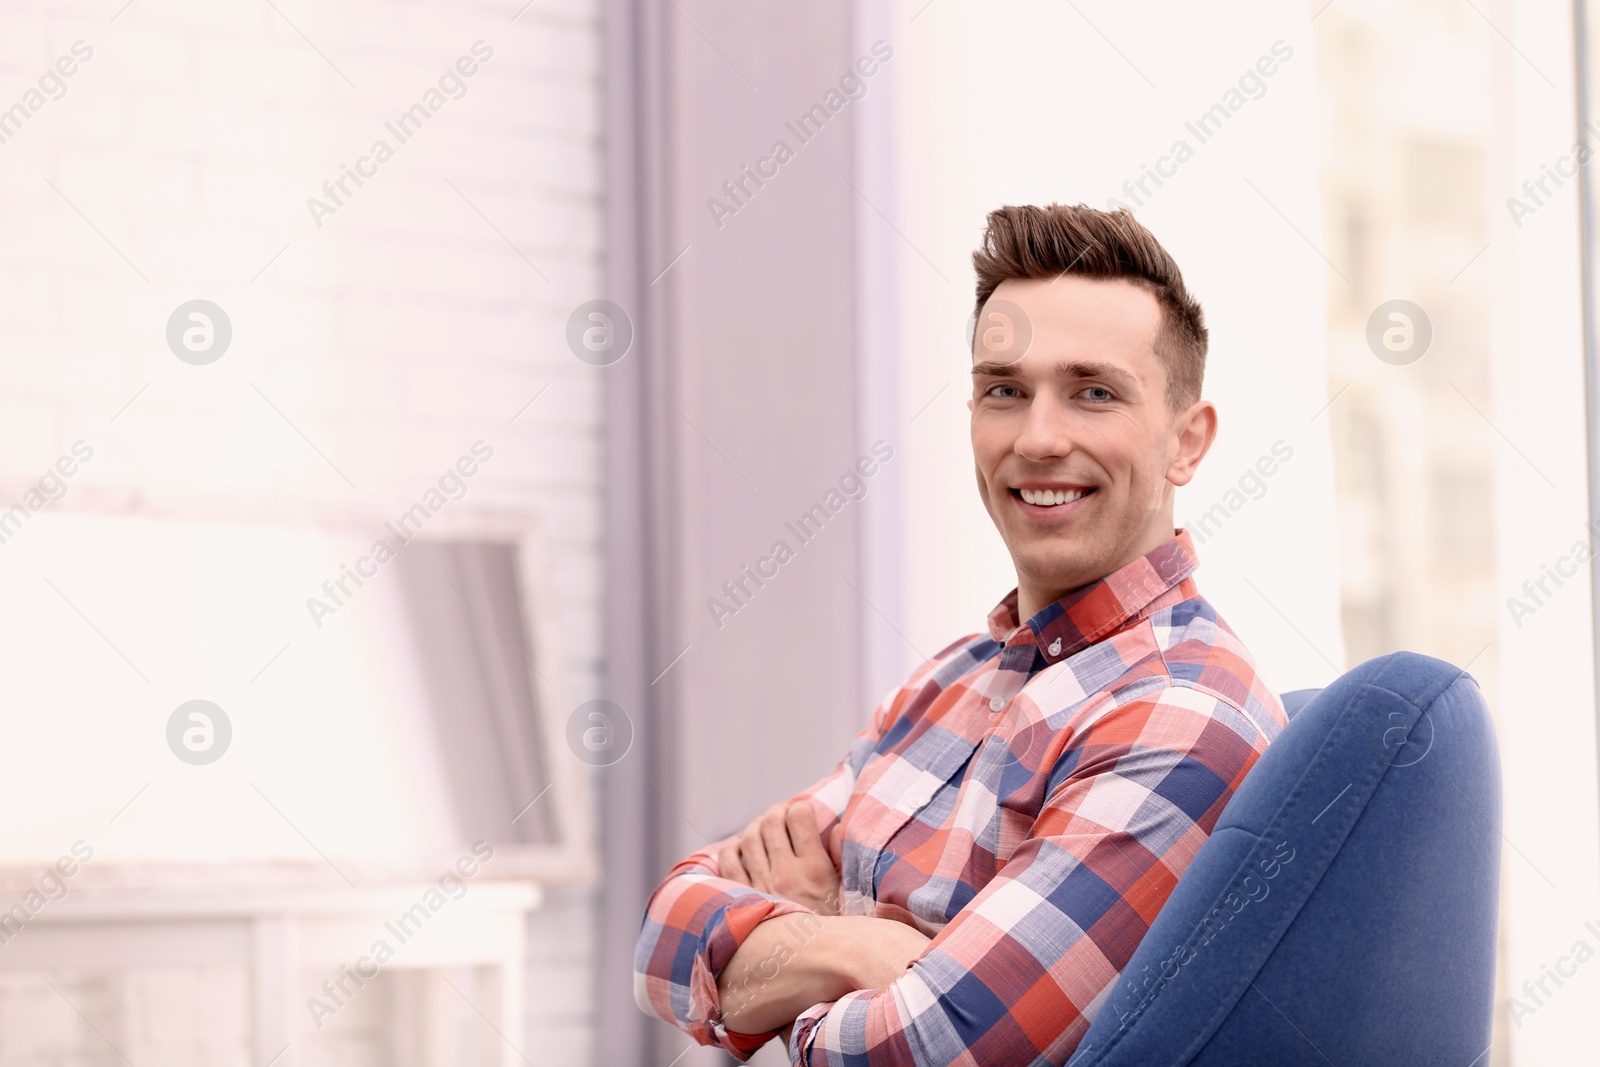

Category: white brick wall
[0, 968, 253, 1065]
[0, 0, 603, 1061]
[524, 883, 598, 1064]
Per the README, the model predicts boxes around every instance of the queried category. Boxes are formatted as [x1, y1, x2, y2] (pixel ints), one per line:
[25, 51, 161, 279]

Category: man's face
[968, 275, 1208, 606]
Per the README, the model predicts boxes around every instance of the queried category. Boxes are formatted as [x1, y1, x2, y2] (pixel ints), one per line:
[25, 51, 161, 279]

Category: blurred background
[0, 0, 1594, 1064]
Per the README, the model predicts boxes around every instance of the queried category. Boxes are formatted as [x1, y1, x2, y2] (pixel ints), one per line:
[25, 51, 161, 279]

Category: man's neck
[1015, 526, 1177, 622]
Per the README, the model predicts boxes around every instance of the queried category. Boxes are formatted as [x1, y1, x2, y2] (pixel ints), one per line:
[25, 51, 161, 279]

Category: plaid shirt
[633, 529, 1287, 1064]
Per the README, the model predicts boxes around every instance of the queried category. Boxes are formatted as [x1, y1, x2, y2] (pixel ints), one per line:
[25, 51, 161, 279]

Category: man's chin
[1012, 551, 1106, 598]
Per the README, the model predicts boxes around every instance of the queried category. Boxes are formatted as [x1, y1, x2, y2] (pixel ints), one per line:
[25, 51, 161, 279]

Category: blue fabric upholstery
[1074, 651, 1501, 1065]
[1279, 688, 1322, 721]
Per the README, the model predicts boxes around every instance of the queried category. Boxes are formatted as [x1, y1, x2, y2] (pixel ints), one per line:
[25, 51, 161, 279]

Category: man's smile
[1008, 483, 1097, 515]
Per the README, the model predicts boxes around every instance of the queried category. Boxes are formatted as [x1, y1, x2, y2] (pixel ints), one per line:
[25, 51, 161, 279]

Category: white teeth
[1019, 487, 1087, 506]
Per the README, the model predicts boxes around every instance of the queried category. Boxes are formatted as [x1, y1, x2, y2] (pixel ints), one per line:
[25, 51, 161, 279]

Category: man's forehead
[974, 276, 1163, 377]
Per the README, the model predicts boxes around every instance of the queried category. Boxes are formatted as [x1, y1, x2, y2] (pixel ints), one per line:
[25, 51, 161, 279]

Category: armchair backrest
[1073, 651, 1501, 1065]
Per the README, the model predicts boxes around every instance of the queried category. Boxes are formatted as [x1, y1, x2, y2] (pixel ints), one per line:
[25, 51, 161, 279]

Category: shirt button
[989, 696, 1006, 712]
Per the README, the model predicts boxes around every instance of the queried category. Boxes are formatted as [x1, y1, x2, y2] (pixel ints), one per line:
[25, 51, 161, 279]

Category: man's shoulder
[1025, 593, 1287, 744]
[1146, 594, 1286, 734]
[918, 630, 1004, 686]
[865, 630, 1001, 732]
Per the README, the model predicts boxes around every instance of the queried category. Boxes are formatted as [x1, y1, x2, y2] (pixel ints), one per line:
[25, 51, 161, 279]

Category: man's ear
[1166, 399, 1217, 487]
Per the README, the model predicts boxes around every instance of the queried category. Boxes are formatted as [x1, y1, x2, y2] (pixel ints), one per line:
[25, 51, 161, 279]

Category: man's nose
[1014, 389, 1076, 461]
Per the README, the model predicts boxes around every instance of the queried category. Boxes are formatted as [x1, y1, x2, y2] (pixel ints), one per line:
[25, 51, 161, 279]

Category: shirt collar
[986, 528, 1200, 666]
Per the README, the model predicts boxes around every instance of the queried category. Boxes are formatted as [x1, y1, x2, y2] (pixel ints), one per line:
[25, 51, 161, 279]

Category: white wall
[0, 0, 604, 1059]
[1489, 0, 1600, 1061]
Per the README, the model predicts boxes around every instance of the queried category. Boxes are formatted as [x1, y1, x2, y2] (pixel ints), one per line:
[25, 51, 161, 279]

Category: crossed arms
[711, 800, 934, 1047]
[633, 685, 1270, 1065]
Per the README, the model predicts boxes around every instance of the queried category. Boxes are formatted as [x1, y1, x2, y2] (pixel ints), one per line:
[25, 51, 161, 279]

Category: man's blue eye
[989, 384, 1020, 398]
[1083, 386, 1113, 402]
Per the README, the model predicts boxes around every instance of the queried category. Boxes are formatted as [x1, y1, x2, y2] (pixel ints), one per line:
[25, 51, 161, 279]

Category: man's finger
[740, 818, 773, 884]
[718, 843, 750, 885]
[758, 803, 794, 865]
[825, 824, 843, 869]
[785, 800, 826, 859]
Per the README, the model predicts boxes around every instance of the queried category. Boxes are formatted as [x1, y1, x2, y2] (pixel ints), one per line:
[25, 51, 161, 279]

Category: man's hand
[713, 799, 934, 1044]
[718, 799, 843, 915]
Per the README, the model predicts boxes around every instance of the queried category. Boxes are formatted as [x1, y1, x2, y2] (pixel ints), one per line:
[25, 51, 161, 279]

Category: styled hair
[971, 203, 1207, 409]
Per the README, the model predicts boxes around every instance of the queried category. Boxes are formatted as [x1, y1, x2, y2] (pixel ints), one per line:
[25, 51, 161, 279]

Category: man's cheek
[974, 468, 1001, 520]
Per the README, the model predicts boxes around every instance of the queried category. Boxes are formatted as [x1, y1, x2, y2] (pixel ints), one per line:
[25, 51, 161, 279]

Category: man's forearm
[717, 914, 936, 1036]
[717, 913, 856, 1034]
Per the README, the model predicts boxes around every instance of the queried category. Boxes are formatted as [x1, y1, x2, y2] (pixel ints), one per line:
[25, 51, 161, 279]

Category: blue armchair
[1073, 651, 1501, 1065]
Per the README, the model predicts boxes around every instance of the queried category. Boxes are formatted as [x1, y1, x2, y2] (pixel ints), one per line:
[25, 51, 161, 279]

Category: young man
[633, 204, 1287, 1064]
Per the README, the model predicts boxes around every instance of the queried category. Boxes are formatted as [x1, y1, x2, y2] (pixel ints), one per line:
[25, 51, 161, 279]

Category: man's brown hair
[971, 203, 1207, 410]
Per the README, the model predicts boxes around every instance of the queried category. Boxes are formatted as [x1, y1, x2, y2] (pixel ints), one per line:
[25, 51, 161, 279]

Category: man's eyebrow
[970, 358, 1140, 389]
[1058, 359, 1139, 389]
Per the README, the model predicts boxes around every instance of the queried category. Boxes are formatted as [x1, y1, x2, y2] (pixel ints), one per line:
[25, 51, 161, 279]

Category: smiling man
[633, 203, 1288, 1064]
